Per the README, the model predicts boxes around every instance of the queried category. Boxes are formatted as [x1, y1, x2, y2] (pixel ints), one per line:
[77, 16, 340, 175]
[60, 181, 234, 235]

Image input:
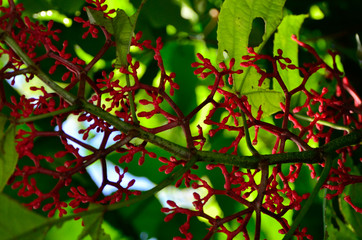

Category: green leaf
[86, 8, 115, 34]
[340, 183, 362, 238]
[326, 217, 357, 240]
[324, 196, 357, 240]
[86, 8, 137, 67]
[113, 10, 137, 67]
[216, 0, 286, 118]
[78, 204, 111, 240]
[0, 193, 49, 240]
[0, 116, 6, 144]
[244, 90, 285, 118]
[273, 14, 308, 91]
[356, 33, 362, 68]
[0, 116, 18, 192]
[240, 67, 285, 118]
[216, 0, 286, 70]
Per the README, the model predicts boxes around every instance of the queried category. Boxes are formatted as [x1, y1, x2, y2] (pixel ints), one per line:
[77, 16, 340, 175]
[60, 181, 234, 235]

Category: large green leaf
[0, 193, 49, 240]
[324, 195, 357, 240]
[273, 14, 308, 91]
[86, 8, 137, 67]
[113, 10, 138, 68]
[0, 116, 18, 192]
[78, 204, 111, 240]
[240, 67, 285, 118]
[244, 89, 285, 117]
[216, 0, 286, 73]
[340, 184, 362, 238]
[216, 0, 286, 118]
[86, 8, 115, 35]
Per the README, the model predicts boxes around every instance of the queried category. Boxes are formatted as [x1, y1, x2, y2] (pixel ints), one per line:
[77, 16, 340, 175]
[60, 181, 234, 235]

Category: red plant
[0, 0, 361, 239]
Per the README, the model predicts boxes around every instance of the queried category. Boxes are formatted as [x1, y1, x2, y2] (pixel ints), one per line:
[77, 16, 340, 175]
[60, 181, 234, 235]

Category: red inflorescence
[0, 0, 361, 239]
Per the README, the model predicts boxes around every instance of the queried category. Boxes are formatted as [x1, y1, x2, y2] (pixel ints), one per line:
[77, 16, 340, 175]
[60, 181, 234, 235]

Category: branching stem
[15, 105, 80, 124]
[7, 155, 197, 240]
[293, 113, 352, 133]
[3, 27, 360, 170]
